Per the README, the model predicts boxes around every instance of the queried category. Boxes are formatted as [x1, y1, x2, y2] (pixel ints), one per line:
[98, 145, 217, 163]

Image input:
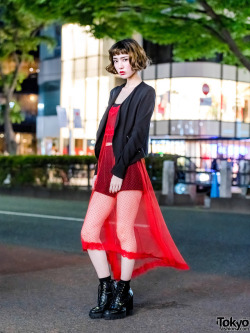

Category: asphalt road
[0, 194, 249, 333]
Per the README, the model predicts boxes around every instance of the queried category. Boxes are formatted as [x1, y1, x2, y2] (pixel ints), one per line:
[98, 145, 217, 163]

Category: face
[113, 53, 135, 79]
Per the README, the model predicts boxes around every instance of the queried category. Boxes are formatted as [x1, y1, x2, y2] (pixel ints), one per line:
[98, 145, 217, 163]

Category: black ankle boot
[89, 279, 117, 319]
[103, 280, 133, 320]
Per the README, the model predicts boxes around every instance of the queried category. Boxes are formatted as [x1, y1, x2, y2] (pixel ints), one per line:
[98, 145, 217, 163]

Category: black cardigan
[94, 81, 156, 179]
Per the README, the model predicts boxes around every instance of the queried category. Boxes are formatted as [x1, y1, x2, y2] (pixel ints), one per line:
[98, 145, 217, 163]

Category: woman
[81, 39, 189, 320]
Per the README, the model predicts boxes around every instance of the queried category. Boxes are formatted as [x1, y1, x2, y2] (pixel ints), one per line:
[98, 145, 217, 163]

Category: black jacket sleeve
[94, 162, 98, 176]
[94, 88, 116, 176]
[111, 87, 156, 179]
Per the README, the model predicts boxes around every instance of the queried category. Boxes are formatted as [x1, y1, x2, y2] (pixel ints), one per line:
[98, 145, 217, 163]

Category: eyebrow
[113, 55, 129, 59]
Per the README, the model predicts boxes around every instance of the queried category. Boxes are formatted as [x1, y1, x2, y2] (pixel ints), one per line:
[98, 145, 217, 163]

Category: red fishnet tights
[81, 160, 189, 280]
[81, 190, 142, 253]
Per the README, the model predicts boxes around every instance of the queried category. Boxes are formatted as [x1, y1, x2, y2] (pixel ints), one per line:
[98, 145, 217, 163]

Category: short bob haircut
[106, 38, 151, 74]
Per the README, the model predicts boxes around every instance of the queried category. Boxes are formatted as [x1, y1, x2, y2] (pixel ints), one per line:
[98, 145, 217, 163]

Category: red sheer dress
[81, 104, 189, 280]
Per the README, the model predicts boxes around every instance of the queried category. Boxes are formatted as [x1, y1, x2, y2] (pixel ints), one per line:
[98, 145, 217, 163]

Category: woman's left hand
[109, 175, 123, 193]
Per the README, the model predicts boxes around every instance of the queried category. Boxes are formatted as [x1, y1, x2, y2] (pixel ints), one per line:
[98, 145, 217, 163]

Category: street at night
[0, 195, 249, 333]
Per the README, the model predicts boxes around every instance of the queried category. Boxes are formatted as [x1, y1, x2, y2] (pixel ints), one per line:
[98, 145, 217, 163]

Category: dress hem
[81, 240, 189, 280]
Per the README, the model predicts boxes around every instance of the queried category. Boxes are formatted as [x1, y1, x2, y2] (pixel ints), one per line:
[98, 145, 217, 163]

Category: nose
[118, 60, 124, 69]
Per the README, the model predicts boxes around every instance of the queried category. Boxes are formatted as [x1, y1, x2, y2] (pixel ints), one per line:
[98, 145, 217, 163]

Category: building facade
[37, 24, 250, 165]
[37, 24, 62, 155]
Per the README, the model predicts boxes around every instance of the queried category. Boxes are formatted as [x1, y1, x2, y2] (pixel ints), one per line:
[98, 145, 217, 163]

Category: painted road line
[0, 210, 83, 222]
[0, 210, 149, 227]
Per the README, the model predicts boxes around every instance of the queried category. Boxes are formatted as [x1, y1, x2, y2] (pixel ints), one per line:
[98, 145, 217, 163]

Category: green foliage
[0, 0, 55, 60]
[0, 155, 97, 186]
[18, 0, 250, 69]
[0, 0, 56, 92]
[0, 154, 174, 189]
[145, 154, 176, 190]
[15, 72, 28, 91]
[0, 100, 24, 124]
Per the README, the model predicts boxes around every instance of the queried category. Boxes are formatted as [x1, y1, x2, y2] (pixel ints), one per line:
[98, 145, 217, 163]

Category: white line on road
[0, 211, 149, 227]
[0, 210, 83, 222]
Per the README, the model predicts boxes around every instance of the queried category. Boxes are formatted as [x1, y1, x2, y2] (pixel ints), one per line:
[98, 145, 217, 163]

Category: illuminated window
[61, 23, 113, 144]
[237, 82, 250, 123]
[171, 78, 220, 121]
[155, 79, 171, 120]
[221, 80, 236, 122]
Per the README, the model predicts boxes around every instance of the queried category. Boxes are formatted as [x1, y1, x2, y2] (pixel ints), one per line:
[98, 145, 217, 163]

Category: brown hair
[106, 38, 151, 74]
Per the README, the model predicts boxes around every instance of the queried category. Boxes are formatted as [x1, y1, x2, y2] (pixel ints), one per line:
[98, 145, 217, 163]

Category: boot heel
[126, 296, 133, 315]
[103, 283, 134, 320]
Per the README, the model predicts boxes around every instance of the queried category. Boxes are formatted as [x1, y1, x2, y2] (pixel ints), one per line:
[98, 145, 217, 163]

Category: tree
[19, 0, 250, 70]
[0, 0, 54, 154]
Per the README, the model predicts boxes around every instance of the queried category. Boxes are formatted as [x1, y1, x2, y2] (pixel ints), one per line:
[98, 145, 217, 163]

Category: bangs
[109, 40, 132, 58]
[110, 48, 129, 57]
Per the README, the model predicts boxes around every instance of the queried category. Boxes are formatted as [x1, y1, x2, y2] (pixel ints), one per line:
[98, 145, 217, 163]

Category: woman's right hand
[92, 175, 97, 190]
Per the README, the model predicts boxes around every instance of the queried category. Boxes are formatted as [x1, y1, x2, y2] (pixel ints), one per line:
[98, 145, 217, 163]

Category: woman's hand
[109, 175, 123, 193]
[92, 175, 97, 190]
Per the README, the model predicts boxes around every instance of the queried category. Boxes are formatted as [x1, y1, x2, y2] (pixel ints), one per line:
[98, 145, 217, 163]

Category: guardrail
[147, 155, 250, 192]
[1, 155, 249, 192]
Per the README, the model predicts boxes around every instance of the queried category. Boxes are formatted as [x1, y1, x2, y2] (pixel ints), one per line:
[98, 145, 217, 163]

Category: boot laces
[98, 281, 110, 304]
[111, 283, 127, 306]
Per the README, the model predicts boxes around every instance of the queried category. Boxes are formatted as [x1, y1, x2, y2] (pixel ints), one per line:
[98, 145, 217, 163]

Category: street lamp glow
[38, 103, 44, 110]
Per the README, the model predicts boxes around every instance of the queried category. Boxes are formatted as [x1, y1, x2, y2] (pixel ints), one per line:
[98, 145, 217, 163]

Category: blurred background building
[37, 23, 250, 165]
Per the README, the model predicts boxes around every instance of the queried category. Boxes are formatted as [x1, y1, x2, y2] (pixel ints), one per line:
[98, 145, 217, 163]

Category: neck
[125, 72, 142, 88]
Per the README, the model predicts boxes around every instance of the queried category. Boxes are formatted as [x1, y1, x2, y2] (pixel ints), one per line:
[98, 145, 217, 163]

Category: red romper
[94, 104, 143, 196]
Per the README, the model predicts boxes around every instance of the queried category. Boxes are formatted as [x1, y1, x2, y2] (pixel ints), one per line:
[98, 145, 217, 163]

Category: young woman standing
[81, 39, 189, 320]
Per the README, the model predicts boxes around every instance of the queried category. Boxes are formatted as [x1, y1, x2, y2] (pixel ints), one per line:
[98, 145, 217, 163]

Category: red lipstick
[120, 71, 125, 75]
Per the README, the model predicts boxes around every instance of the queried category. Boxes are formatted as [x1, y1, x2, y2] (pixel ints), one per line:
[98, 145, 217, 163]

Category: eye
[123, 58, 129, 61]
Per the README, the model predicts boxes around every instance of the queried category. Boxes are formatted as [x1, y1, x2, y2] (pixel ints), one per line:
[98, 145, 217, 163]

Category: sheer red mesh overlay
[81, 104, 189, 280]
